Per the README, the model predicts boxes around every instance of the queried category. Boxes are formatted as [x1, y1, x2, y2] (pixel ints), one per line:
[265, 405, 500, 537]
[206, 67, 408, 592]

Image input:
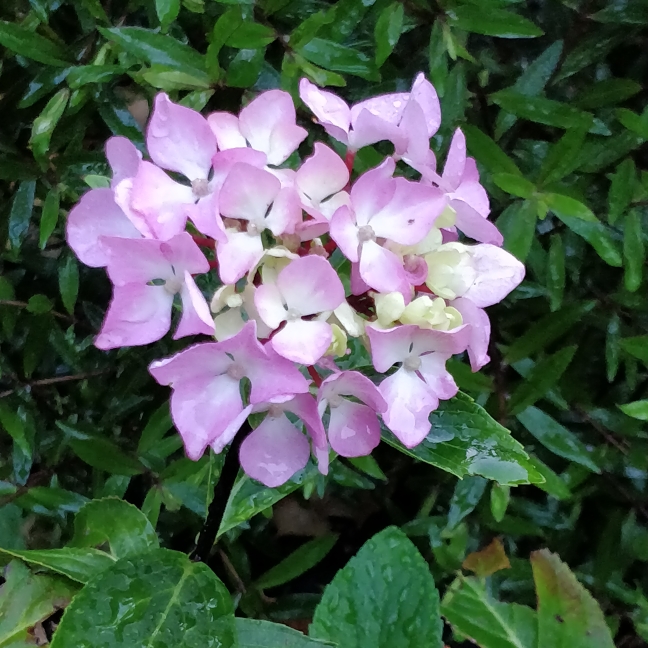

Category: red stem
[192, 235, 215, 248]
[307, 365, 322, 387]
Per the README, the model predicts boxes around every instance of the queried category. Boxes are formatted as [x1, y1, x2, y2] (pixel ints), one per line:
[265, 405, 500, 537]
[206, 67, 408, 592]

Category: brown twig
[0, 300, 74, 322]
[0, 370, 110, 399]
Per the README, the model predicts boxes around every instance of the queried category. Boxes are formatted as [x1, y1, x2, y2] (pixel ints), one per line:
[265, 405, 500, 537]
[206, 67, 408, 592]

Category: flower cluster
[67, 74, 524, 487]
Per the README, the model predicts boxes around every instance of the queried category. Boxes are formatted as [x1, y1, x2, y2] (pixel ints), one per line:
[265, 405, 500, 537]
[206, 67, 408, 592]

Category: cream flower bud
[400, 295, 463, 331]
[374, 291, 406, 328]
[326, 323, 348, 357]
[424, 243, 476, 300]
[435, 204, 457, 229]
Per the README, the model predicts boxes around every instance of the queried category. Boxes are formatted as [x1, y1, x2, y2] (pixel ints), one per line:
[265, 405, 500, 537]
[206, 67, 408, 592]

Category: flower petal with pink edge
[160, 231, 210, 274]
[328, 400, 381, 457]
[380, 368, 438, 448]
[330, 205, 361, 262]
[452, 200, 503, 246]
[359, 240, 410, 296]
[254, 282, 287, 330]
[349, 107, 408, 152]
[188, 193, 226, 243]
[350, 262, 370, 295]
[211, 404, 254, 454]
[299, 78, 351, 144]
[366, 324, 415, 372]
[398, 99, 431, 164]
[453, 177, 489, 216]
[101, 236, 171, 285]
[218, 163, 280, 223]
[443, 129, 467, 190]
[418, 352, 458, 400]
[147, 93, 216, 180]
[149, 342, 231, 386]
[95, 284, 172, 349]
[451, 297, 491, 371]
[272, 320, 333, 365]
[350, 92, 410, 128]
[106, 136, 141, 188]
[207, 112, 247, 150]
[411, 324, 470, 357]
[175, 271, 215, 339]
[282, 393, 328, 455]
[239, 90, 306, 164]
[463, 244, 525, 307]
[265, 187, 301, 236]
[67, 189, 141, 268]
[277, 256, 345, 315]
[296, 143, 349, 206]
[320, 371, 387, 413]
[410, 72, 441, 138]
[170, 374, 243, 460]
[349, 158, 396, 226]
[217, 230, 264, 284]
[240, 414, 311, 487]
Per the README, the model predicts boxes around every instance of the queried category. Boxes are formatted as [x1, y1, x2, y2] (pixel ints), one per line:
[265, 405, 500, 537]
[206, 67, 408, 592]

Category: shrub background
[0, 0, 647, 645]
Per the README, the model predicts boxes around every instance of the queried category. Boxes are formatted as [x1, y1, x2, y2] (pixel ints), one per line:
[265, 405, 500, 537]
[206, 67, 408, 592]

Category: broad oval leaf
[50, 549, 236, 648]
[236, 619, 333, 648]
[310, 526, 443, 648]
[618, 400, 648, 421]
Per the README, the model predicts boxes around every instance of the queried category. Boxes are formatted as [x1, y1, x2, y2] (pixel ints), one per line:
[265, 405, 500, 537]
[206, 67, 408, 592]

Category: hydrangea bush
[67, 77, 524, 488]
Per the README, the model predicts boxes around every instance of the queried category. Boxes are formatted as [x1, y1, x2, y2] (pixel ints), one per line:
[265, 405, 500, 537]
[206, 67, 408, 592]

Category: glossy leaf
[374, 3, 404, 67]
[547, 233, 565, 311]
[298, 39, 378, 80]
[67, 435, 144, 476]
[70, 498, 159, 559]
[623, 209, 644, 292]
[531, 549, 615, 647]
[608, 158, 635, 224]
[447, 476, 487, 530]
[490, 485, 511, 523]
[575, 78, 642, 109]
[493, 173, 535, 199]
[39, 187, 60, 249]
[30, 88, 69, 165]
[538, 126, 589, 186]
[497, 199, 538, 261]
[618, 400, 648, 421]
[8, 181, 36, 252]
[310, 526, 443, 648]
[446, 6, 543, 38]
[517, 407, 600, 473]
[237, 619, 333, 648]
[620, 336, 648, 364]
[50, 549, 236, 648]
[463, 125, 522, 176]
[0, 20, 71, 66]
[384, 393, 544, 486]
[155, 0, 181, 31]
[58, 254, 79, 316]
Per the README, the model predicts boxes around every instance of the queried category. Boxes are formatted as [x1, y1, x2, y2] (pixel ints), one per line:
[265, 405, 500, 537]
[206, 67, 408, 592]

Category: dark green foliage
[0, 0, 647, 646]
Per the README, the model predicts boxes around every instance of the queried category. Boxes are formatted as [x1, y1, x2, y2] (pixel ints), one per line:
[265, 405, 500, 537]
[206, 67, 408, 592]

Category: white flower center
[164, 277, 183, 295]
[328, 394, 343, 408]
[403, 354, 421, 372]
[358, 225, 376, 242]
[286, 308, 301, 321]
[226, 362, 246, 380]
[192, 178, 210, 198]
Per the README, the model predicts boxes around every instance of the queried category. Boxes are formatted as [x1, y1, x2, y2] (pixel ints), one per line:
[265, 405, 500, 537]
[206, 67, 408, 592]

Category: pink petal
[398, 99, 430, 163]
[106, 136, 141, 188]
[369, 178, 445, 245]
[320, 371, 387, 413]
[277, 256, 345, 315]
[410, 72, 441, 138]
[265, 186, 302, 236]
[239, 90, 305, 164]
[462, 158, 481, 183]
[411, 325, 471, 357]
[282, 393, 327, 452]
[129, 162, 194, 240]
[328, 400, 381, 457]
[451, 297, 491, 371]
[349, 159, 396, 226]
[366, 324, 416, 372]
[350, 92, 409, 127]
[147, 93, 216, 180]
[101, 236, 170, 285]
[254, 282, 287, 330]
[188, 193, 226, 242]
[113, 179, 154, 239]
[95, 284, 172, 349]
[330, 205, 360, 262]
[350, 261, 370, 295]
[149, 342, 231, 385]
[296, 143, 349, 206]
[216, 230, 264, 284]
[207, 112, 247, 150]
[162, 232, 210, 274]
[349, 107, 408, 152]
[211, 148, 267, 191]
[218, 163, 280, 223]
[443, 129, 467, 190]
[211, 404, 253, 454]
[170, 374, 243, 460]
[463, 244, 526, 307]
[451, 200, 503, 245]
[403, 255, 428, 286]
[454, 178, 489, 216]
[239, 414, 311, 487]
[271, 320, 333, 365]
[418, 353, 458, 400]
[175, 271, 215, 339]
[67, 189, 141, 268]
[359, 240, 410, 296]
[380, 368, 437, 448]
[299, 78, 351, 144]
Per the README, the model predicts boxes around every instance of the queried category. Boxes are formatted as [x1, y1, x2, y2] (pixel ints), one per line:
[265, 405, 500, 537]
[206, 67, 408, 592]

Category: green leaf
[26, 294, 53, 314]
[99, 27, 209, 84]
[0, 560, 77, 647]
[531, 549, 615, 648]
[236, 619, 333, 648]
[490, 484, 511, 522]
[294, 53, 346, 87]
[297, 39, 378, 80]
[384, 393, 544, 486]
[547, 233, 565, 311]
[441, 575, 537, 648]
[226, 20, 276, 49]
[491, 91, 596, 132]
[0, 547, 115, 584]
[50, 549, 236, 648]
[142, 65, 212, 91]
[374, 3, 404, 67]
[505, 302, 596, 363]
[58, 254, 79, 316]
[155, 0, 181, 31]
[66, 65, 124, 88]
[620, 336, 648, 364]
[137, 403, 173, 454]
[463, 125, 522, 176]
[623, 208, 644, 292]
[30, 88, 69, 166]
[517, 407, 601, 473]
[8, 181, 36, 252]
[447, 476, 487, 530]
[618, 400, 648, 421]
[590, 1, 648, 25]
[70, 497, 159, 559]
[538, 126, 589, 186]
[553, 210, 623, 267]
[39, 187, 60, 249]
[447, 6, 543, 38]
[254, 535, 338, 590]
[67, 435, 144, 476]
[528, 454, 571, 500]
[544, 192, 597, 222]
[226, 48, 265, 88]
[311, 526, 443, 648]
[574, 78, 642, 109]
[509, 345, 576, 414]
[428, 21, 448, 95]
[496, 199, 538, 262]
[608, 158, 635, 224]
[493, 173, 535, 198]
[0, 20, 71, 66]
[616, 108, 648, 139]
[606, 313, 621, 382]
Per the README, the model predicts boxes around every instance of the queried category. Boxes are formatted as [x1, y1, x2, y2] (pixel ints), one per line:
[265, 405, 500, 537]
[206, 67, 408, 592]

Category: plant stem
[191, 421, 251, 564]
